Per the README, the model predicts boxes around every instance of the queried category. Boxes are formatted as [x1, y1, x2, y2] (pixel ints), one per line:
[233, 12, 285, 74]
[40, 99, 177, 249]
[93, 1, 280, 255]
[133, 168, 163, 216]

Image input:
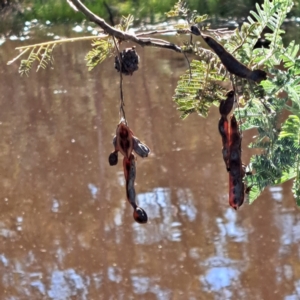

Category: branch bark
[67, 0, 182, 53]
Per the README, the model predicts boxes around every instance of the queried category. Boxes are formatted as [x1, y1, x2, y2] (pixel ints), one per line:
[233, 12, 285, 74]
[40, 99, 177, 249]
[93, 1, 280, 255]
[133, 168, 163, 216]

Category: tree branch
[67, 0, 182, 53]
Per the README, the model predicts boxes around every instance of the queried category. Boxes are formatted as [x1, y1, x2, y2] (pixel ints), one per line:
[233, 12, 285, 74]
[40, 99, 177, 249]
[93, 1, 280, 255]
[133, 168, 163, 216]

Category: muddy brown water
[0, 26, 300, 300]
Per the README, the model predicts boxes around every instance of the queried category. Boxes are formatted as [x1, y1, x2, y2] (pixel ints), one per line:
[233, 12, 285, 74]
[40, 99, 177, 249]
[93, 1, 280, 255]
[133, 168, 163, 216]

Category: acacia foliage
[173, 0, 300, 204]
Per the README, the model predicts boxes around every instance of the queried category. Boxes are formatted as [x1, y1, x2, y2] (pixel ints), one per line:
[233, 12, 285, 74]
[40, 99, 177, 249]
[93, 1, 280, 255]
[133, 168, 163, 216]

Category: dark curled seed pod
[114, 47, 140, 75]
[218, 116, 228, 142]
[108, 151, 118, 166]
[190, 25, 201, 36]
[133, 137, 150, 158]
[219, 90, 235, 117]
[202, 34, 267, 83]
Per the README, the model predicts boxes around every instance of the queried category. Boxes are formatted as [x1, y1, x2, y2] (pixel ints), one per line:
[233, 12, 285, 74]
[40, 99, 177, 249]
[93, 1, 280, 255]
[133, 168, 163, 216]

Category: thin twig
[67, 0, 182, 53]
[138, 37, 172, 45]
[36, 44, 50, 72]
[36, 46, 49, 72]
[103, 0, 115, 26]
[15, 35, 107, 51]
[7, 48, 30, 65]
[112, 37, 127, 124]
[136, 29, 179, 36]
[183, 51, 192, 84]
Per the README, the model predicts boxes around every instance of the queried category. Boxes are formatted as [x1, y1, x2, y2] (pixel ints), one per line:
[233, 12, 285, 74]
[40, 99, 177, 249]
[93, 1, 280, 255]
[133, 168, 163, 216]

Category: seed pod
[116, 121, 134, 159]
[219, 90, 235, 117]
[108, 151, 118, 166]
[229, 159, 242, 177]
[222, 148, 230, 172]
[123, 155, 148, 224]
[123, 154, 137, 208]
[190, 26, 267, 83]
[218, 116, 229, 143]
[126, 154, 136, 205]
[229, 115, 242, 150]
[190, 25, 201, 36]
[229, 174, 245, 209]
[114, 47, 139, 75]
[228, 115, 245, 209]
[218, 116, 230, 171]
[204, 35, 267, 83]
[133, 136, 150, 158]
[133, 207, 148, 224]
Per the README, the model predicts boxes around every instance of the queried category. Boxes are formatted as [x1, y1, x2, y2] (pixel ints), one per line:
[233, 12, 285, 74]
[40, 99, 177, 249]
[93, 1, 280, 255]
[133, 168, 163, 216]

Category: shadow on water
[1, 25, 300, 300]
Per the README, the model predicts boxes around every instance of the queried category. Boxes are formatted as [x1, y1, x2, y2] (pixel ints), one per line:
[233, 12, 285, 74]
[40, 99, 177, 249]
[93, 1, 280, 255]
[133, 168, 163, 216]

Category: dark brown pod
[228, 114, 245, 209]
[133, 136, 150, 158]
[218, 116, 230, 171]
[190, 25, 201, 36]
[248, 69, 267, 82]
[108, 151, 118, 166]
[133, 207, 148, 224]
[229, 115, 242, 150]
[229, 174, 245, 210]
[219, 90, 235, 117]
[203, 35, 267, 83]
[115, 47, 139, 75]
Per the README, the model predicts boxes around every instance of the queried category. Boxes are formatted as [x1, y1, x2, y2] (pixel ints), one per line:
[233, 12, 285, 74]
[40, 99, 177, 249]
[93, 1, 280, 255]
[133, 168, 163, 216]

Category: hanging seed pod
[133, 136, 150, 158]
[228, 115, 245, 209]
[108, 135, 118, 166]
[218, 116, 230, 171]
[110, 120, 150, 223]
[228, 160, 245, 209]
[219, 90, 235, 117]
[229, 174, 245, 209]
[133, 207, 148, 224]
[218, 90, 236, 171]
[116, 120, 134, 159]
[190, 25, 201, 36]
[218, 116, 229, 142]
[125, 154, 136, 204]
[229, 115, 242, 151]
[123, 154, 148, 224]
[203, 34, 267, 83]
[190, 26, 267, 83]
[114, 46, 140, 75]
[108, 151, 118, 166]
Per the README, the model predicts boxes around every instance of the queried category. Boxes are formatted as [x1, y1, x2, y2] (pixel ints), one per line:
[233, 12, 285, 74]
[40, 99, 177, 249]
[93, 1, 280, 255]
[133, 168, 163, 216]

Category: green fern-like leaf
[245, 115, 300, 203]
[18, 46, 51, 75]
[173, 59, 228, 118]
[85, 39, 114, 71]
[165, 0, 189, 18]
[293, 172, 300, 206]
[85, 15, 134, 71]
[36, 44, 55, 72]
[117, 14, 134, 32]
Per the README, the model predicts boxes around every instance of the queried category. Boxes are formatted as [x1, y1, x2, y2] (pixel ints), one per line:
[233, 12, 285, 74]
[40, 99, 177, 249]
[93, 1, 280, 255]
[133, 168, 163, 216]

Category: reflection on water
[200, 208, 248, 299]
[0, 26, 300, 299]
[133, 187, 182, 244]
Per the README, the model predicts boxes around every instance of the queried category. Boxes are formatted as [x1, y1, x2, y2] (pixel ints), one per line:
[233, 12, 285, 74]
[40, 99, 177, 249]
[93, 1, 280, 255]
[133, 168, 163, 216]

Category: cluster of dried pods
[108, 25, 263, 220]
[189, 25, 261, 209]
[108, 119, 150, 223]
[218, 91, 250, 209]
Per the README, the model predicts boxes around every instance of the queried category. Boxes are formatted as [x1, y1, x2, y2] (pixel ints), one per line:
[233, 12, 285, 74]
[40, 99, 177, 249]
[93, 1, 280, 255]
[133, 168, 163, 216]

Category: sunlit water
[0, 24, 300, 300]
